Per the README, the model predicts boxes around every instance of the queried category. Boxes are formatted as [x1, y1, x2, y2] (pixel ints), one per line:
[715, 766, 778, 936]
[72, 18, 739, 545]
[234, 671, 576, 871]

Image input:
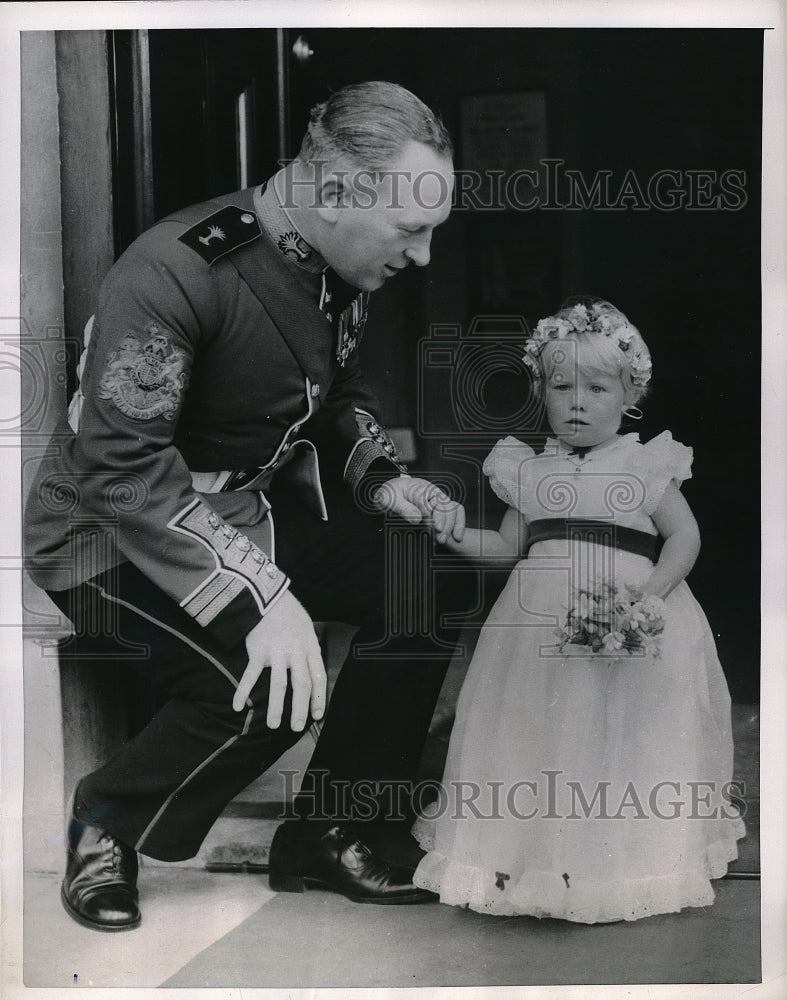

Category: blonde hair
[532, 298, 651, 405]
[298, 81, 453, 172]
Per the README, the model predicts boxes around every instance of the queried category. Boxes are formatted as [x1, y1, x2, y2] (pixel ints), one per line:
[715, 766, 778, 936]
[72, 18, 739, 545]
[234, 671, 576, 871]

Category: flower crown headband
[522, 302, 652, 391]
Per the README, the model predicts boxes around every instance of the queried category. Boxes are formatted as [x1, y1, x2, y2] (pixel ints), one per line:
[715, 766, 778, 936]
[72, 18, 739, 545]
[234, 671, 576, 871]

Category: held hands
[233, 591, 327, 731]
[372, 476, 466, 545]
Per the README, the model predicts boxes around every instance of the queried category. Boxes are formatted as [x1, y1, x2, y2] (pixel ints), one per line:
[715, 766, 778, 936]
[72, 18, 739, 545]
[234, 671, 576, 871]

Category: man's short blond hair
[298, 80, 453, 172]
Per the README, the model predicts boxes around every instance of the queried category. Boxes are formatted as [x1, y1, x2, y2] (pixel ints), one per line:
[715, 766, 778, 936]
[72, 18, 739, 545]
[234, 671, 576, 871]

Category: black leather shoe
[355, 822, 427, 872]
[268, 822, 436, 904]
[61, 815, 140, 931]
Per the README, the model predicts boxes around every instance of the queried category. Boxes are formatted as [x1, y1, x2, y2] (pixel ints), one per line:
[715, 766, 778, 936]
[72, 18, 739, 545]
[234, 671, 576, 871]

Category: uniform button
[221, 525, 237, 540]
[311, 384, 320, 398]
[235, 535, 251, 551]
[264, 563, 279, 579]
[241, 213, 255, 224]
[369, 422, 380, 435]
[207, 513, 221, 529]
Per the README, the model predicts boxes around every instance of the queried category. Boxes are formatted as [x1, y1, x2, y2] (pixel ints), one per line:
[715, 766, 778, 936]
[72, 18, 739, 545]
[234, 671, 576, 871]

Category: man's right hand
[232, 591, 326, 732]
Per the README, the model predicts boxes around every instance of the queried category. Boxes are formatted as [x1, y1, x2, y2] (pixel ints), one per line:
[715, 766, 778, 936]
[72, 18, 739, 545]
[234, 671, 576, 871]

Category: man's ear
[315, 176, 345, 224]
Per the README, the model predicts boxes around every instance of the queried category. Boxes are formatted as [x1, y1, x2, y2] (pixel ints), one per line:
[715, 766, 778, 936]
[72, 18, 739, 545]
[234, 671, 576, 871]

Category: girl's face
[544, 344, 627, 449]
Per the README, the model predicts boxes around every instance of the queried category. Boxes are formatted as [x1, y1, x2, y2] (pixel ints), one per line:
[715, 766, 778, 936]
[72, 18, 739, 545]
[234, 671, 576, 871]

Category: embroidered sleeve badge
[98, 324, 188, 421]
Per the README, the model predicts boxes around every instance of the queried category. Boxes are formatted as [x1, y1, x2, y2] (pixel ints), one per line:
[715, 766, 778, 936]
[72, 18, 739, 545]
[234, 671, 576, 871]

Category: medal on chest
[335, 293, 369, 366]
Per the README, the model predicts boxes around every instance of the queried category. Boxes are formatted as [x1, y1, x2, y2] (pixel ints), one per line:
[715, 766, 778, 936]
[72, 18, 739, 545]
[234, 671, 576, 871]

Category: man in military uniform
[25, 81, 469, 930]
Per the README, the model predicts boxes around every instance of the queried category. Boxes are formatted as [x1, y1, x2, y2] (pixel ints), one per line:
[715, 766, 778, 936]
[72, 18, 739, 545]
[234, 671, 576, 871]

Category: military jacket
[25, 186, 406, 648]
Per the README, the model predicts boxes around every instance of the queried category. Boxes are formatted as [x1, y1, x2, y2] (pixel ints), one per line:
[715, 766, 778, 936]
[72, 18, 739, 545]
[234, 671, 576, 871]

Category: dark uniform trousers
[50, 477, 475, 861]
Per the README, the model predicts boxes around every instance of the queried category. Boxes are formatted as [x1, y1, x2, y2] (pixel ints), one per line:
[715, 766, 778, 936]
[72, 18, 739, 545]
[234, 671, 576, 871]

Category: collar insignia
[277, 230, 312, 262]
[256, 174, 326, 274]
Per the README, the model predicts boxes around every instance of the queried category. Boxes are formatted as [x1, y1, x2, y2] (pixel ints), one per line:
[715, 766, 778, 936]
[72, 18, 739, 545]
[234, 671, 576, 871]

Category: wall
[55, 31, 116, 370]
[22, 30, 121, 870]
[20, 30, 69, 872]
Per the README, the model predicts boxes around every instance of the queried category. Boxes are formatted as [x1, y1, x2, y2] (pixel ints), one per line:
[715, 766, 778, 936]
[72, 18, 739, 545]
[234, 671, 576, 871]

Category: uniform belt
[524, 518, 662, 562]
[190, 466, 275, 494]
[189, 439, 311, 495]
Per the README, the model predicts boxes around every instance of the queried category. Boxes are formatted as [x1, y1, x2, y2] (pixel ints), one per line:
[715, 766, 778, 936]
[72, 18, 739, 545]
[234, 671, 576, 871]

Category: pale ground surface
[20, 621, 759, 988]
[23, 869, 760, 988]
[22, 704, 760, 988]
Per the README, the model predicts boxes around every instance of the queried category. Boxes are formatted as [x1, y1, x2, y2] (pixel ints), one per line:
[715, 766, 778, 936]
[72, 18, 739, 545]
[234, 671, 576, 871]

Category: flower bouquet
[555, 581, 666, 657]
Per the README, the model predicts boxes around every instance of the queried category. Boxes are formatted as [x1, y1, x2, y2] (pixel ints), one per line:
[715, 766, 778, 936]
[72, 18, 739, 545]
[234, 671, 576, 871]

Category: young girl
[413, 298, 746, 923]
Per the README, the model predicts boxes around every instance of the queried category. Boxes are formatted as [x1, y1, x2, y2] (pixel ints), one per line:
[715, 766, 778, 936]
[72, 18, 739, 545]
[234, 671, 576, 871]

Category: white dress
[412, 432, 746, 923]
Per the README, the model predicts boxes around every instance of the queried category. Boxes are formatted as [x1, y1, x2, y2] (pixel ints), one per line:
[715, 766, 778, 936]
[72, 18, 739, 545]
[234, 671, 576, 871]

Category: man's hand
[372, 476, 466, 545]
[232, 591, 326, 731]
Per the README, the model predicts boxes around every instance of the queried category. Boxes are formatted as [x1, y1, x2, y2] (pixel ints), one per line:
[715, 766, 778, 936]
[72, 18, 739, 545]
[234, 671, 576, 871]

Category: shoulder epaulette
[178, 205, 261, 265]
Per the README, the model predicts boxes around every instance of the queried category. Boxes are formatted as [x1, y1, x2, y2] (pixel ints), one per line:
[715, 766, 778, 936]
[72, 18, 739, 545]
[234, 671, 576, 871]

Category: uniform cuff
[205, 582, 291, 649]
[344, 439, 407, 490]
[202, 570, 290, 649]
[363, 456, 408, 484]
[207, 587, 267, 648]
[168, 498, 290, 648]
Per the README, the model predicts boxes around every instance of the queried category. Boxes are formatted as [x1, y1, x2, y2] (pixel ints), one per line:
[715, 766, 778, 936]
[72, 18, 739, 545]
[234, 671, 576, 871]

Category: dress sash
[524, 518, 662, 562]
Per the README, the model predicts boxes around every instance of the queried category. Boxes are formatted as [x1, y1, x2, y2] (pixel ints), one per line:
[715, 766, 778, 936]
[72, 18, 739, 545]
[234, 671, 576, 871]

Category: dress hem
[412, 819, 746, 924]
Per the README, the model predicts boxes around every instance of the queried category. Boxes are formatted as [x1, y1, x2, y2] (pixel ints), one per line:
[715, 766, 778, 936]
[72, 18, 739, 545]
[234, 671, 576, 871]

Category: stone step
[141, 813, 281, 871]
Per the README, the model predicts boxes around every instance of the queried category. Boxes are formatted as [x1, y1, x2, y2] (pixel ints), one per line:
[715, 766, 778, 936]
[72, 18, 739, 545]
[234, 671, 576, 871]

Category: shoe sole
[270, 873, 436, 904]
[60, 885, 141, 931]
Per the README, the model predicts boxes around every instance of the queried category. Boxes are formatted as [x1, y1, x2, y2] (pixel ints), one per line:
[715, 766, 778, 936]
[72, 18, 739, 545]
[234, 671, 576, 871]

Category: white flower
[572, 303, 590, 319]
[576, 593, 596, 618]
[629, 352, 652, 387]
[630, 606, 649, 626]
[559, 581, 665, 661]
[535, 319, 557, 337]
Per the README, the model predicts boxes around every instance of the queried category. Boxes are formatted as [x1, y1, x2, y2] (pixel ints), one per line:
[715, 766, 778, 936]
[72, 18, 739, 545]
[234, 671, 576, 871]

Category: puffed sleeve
[482, 436, 537, 513]
[633, 431, 694, 515]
